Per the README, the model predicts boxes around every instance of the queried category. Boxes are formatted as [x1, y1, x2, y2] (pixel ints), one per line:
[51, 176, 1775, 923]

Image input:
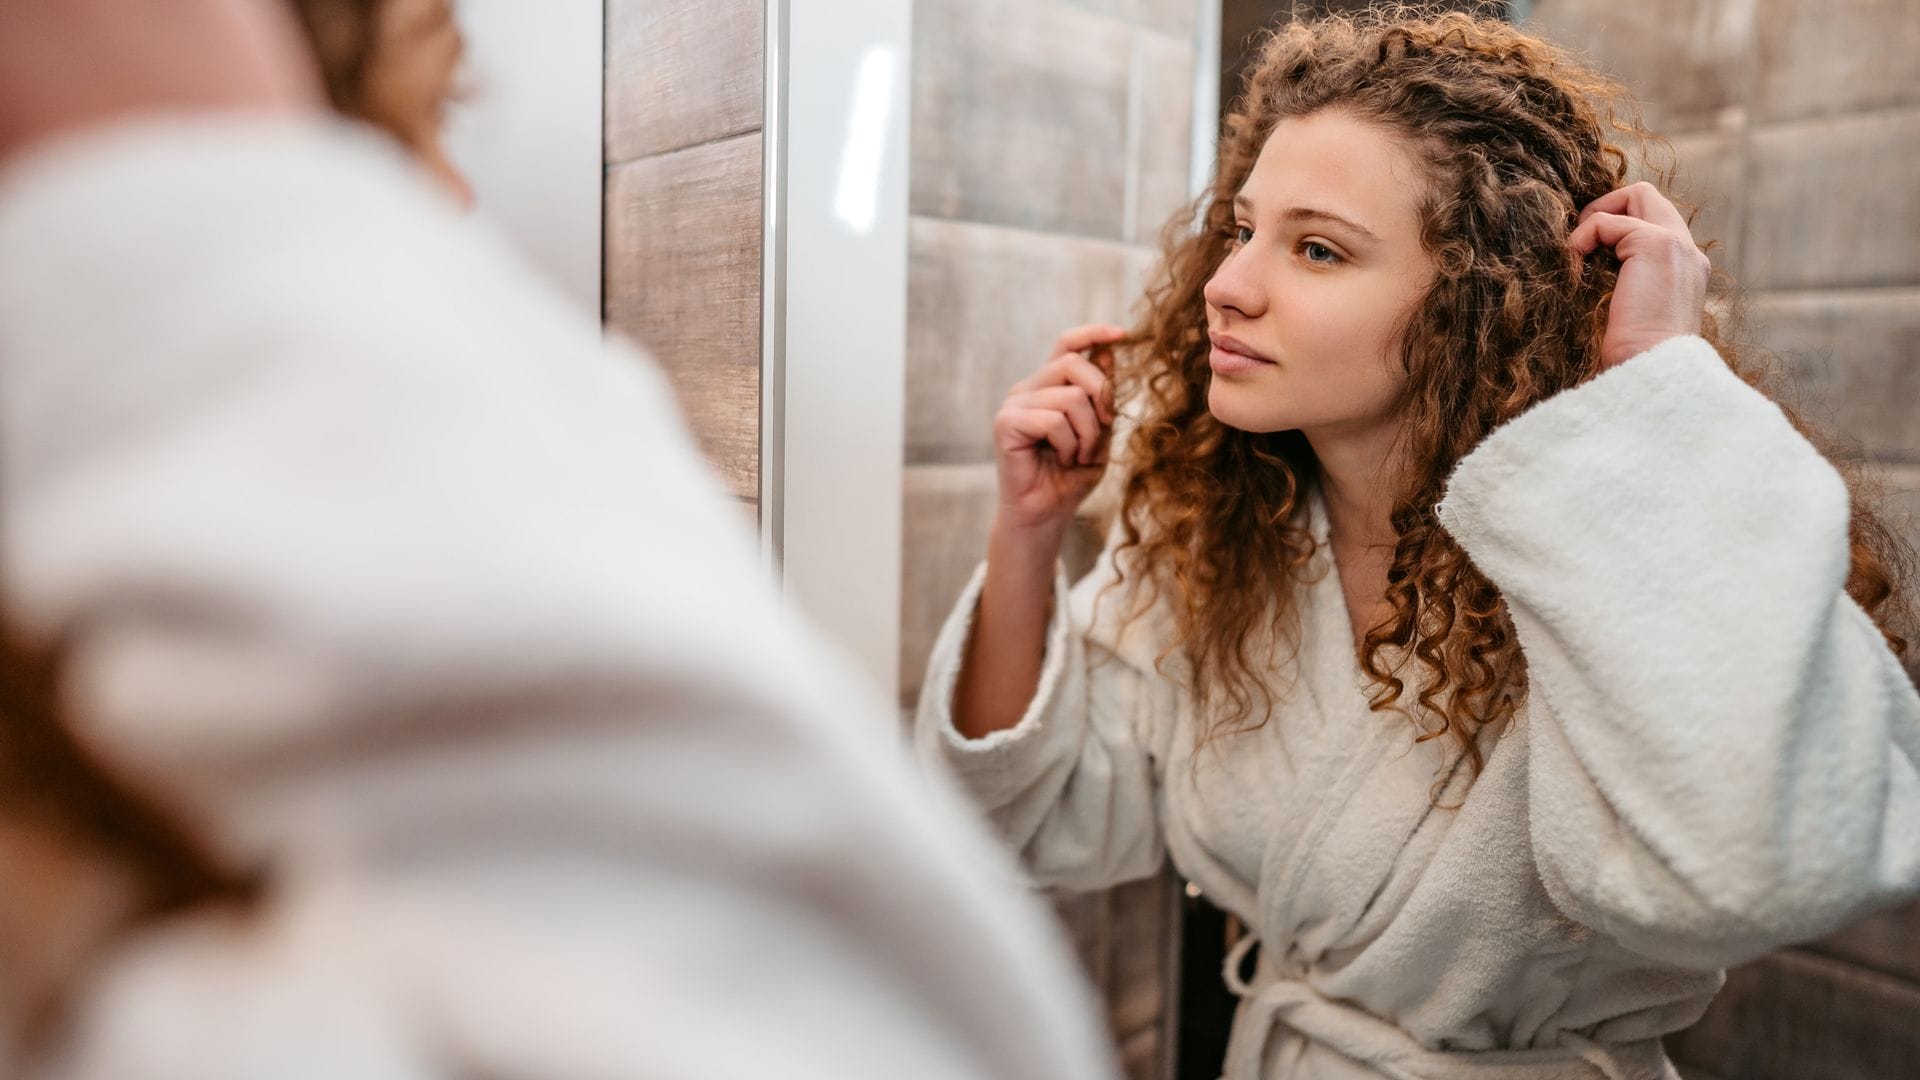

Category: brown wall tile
[1744, 108, 1920, 291]
[605, 133, 764, 498]
[906, 217, 1143, 465]
[911, 0, 1134, 238]
[1753, 0, 1920, 123]
[1666, 948, 1920, 1080]
[606, 0, 764, 164]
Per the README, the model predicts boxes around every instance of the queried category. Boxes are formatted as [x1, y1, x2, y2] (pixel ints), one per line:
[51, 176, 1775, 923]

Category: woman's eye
[1302, 241, 1341, 265]
[1232, 224, 1255, 246]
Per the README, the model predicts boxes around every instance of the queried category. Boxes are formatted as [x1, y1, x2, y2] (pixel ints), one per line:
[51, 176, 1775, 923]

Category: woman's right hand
[992, 323, 1127, 536]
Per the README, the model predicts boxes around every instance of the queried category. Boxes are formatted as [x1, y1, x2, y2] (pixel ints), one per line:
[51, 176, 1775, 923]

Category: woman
[917, 9, 1920, 1079]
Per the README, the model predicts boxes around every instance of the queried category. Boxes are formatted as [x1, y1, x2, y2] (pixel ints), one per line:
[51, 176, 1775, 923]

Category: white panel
[765, 0, 912, 703]
[444, 1, 605, 317]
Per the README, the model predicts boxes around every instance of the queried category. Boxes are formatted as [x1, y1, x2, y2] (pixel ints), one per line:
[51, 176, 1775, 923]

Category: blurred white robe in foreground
[0, 118, 1119, 1080]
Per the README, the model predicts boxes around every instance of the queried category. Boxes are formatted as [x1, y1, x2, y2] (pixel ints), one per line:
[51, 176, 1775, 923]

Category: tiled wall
[901, 1, 1205, 1076]
[1525, 2, 1920, 1077]
[603, 0, 765, 507]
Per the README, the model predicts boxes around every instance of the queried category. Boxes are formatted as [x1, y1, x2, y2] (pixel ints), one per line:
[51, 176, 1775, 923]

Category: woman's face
[1202, 110, 1435, 441]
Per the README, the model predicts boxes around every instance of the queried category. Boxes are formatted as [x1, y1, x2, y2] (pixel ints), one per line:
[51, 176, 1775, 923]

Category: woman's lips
[1208, 333, 1274, 376]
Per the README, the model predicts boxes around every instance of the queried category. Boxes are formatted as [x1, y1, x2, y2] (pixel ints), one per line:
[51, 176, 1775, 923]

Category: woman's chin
[1206, 382, 1291, 433]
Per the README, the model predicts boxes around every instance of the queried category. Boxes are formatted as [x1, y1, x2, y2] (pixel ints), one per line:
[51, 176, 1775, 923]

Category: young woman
[917, 9, 1920, 1079]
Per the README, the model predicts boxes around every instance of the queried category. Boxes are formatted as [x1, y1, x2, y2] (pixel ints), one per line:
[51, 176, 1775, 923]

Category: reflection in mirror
[903, 3, 1920, 1079]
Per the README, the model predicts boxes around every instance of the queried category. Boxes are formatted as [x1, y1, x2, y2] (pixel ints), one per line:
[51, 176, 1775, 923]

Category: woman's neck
[1306, 423, 1403, 650]
[1307, 423, 1401, 554]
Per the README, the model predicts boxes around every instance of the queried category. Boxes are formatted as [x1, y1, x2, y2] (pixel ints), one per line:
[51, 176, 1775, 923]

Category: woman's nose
[1203, 247, 1261, 320]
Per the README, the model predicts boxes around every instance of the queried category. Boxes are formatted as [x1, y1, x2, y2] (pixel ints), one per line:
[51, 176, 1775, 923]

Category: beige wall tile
[1744, 108, 1920, 291]
[1753, 0, 1920, 122]
[1525, 0, 1753, 133]
[899, 463, 998, 704]
[1751, 290, 1920, 464]
[606, 0, 764, 164]
[906, 217, 1143, 465]
[1131, 30, 1198, 246]
[605, 133, 763, 498]
[911, 0, 1134, 238]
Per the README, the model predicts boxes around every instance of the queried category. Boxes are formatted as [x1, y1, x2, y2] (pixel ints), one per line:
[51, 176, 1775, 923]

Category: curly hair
[1106, 4, 1915, 774]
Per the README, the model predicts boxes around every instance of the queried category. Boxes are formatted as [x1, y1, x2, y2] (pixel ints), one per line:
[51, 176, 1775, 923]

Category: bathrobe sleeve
[914, 545, 1174, 894]
[1437, 334, 1920, 972]
[0, 119, 1119, 1080]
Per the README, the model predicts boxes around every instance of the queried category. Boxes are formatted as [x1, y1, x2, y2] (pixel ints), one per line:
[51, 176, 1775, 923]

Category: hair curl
[1107, 4, 1914, 774]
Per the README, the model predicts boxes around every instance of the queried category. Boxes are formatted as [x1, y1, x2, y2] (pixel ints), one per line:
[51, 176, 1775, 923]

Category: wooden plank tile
[1665, 948, 1920, 1080]
[906, 217, 1144, 466]
[1108, 872, 1172, 1037]
[1523, 0, 1753, 134]
[1753, 0, 1920, 123]
[605, 133, 763, 498]
[1750, 289, 1920, 465]
[606, 0, 764, 163]
[911, 0, 1133, 238]
[1745, 108, 1920, 291]
[899, 463, 998, 705]
[1810, 896, 1920, 987]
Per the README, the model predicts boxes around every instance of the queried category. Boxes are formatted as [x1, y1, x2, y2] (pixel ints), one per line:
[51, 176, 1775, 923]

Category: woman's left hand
[1570, 181, 1712, 369]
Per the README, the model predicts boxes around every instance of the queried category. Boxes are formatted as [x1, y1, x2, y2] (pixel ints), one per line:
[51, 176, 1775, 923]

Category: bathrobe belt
[1219, 934, 1677, 1080]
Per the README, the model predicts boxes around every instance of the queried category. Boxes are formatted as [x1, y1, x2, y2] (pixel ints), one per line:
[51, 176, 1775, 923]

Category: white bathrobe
[916, 336, 1920, 1080]
[0, 119, 1120, 1080]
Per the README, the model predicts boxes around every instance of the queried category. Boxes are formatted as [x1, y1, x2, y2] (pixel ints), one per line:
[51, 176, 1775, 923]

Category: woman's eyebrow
[1232, 194, 1380, 244]
[1286, 207, 1381, 243]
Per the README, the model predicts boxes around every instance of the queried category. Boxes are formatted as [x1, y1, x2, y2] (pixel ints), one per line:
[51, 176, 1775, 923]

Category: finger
[1577, 181, 1690, 235]
[1010, 325, 1128, 395]
[1055, 354, 1115, 424]
[1050, 323, 1131, 360]
[1001, 406, 1080, 465]
[1014, 386, 1104, 464]
[1569, 210, 1657, 258]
